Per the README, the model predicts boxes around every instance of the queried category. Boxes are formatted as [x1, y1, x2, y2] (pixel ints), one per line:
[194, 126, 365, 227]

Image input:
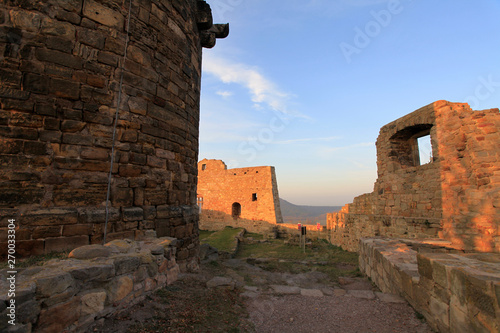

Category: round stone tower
[0, 0, 227, 269]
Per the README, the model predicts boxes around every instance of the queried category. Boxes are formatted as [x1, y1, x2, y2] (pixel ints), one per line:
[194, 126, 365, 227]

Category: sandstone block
[119, 165, 142, 177]
[80, 291, 106, 316]
[66, 262, 115, 282]
[34, 270, 75, 298]
[122, 207, 143, 221]
[45, 236, 89, 253]
[83, 0, 125, 29]
[69, 244, 112, 259]
[62, 224, 92, 237]
[113, 255, 141, 275]
[107, 275, 133, 303]
[36, 296, 81, 333]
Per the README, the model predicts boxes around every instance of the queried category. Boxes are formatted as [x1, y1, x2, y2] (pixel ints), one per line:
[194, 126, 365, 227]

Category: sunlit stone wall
[328, 101, 499, 253]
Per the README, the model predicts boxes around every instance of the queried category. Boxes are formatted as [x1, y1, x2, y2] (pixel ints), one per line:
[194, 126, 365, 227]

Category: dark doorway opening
[232, 202, 241, 219]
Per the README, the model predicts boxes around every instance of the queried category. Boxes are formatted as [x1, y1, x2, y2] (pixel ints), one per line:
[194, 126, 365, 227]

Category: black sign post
[301, 226, 307, 253]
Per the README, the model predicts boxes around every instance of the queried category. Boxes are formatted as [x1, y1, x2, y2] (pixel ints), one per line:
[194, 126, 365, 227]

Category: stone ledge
[359, 238, 500, 333]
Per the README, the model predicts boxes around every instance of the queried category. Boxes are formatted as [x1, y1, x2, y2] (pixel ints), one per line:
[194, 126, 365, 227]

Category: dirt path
[99, 257, 433, 332]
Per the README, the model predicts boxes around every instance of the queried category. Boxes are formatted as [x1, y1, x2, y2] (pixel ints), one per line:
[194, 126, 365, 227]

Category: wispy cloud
[273, 136, 340, 145]
[322, 142, 374, 153]
[216, 90, 233, 98]
[203, 54, 306, 118]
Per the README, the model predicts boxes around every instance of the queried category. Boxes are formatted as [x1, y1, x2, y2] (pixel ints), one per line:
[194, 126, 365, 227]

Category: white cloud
[203, 54, 306, 118]
[216, 90, 233, 98]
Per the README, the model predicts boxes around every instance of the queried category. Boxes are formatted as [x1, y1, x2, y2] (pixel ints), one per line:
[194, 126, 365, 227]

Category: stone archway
[232, 202, 241, 219]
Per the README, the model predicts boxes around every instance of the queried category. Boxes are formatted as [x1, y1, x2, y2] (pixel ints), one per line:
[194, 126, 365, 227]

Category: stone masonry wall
[0, 0, 228, 267]
[0, 235, 180, 333]
[328, 101, 500, 253]
[359, 238, 500, 333]
[197, 159, 283, 224]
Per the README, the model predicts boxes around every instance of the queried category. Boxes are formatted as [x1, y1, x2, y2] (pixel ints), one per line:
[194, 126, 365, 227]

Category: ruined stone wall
[197, 159, 283, 224]
[328, 101, 500, 253]
[359, 238, 500, 333]
[0, 0, 227, 267]
[0, 236, 180, 333]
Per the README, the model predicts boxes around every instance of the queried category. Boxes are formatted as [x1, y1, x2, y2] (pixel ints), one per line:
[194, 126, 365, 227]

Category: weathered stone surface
[65, 262, 115, 282]
[1, 0, 227, 292]
[34, 270, 75, 298]
[69, 244, 112, 259]
[82, 0, 125, 29]
[361, 238, 500, 333]
[107, 275, 133, 302]
[104, 239, 137, 253]
[113, 255, 141, 275]
[37, 296, 81, 332]
[80, 291, 106, 316]
[16, 300, 40, 324]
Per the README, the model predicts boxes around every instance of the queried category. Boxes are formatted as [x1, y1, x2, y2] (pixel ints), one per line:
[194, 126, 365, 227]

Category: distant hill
[279, 198, 342, 225]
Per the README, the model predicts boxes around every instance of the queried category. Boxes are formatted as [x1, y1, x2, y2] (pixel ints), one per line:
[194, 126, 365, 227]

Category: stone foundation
[359, 238, 500, 333]
[0, 236, 180, 333]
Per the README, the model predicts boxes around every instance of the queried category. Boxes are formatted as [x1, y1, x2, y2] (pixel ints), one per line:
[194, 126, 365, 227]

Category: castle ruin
[328, 100, 499, 253]
[0, 0, 228, 269]
[328, 101, 500, 332]
[197, 159, 283, 229]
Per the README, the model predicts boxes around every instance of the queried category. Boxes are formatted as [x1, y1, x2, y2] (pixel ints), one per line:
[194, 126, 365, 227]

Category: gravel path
[246, 294, 432, 333]
[224, 258, 434, 333]
[99, 257, 434, 332]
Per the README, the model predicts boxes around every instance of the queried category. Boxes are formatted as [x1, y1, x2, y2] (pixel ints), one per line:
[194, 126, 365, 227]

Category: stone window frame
[252, 193, 257, 201]
[389, 124, 434, 169]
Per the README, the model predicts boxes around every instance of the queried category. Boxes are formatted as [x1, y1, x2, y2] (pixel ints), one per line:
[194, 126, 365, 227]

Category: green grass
[0, 251, 69, 269]
[199, 229, 215, 241]
[200, 227, 244, 252]
[236, 237, 360, 282]
[244, 232, 264, 240]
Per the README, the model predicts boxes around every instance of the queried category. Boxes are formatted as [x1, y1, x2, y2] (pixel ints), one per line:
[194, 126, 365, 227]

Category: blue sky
[199, 0, 500, 206]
